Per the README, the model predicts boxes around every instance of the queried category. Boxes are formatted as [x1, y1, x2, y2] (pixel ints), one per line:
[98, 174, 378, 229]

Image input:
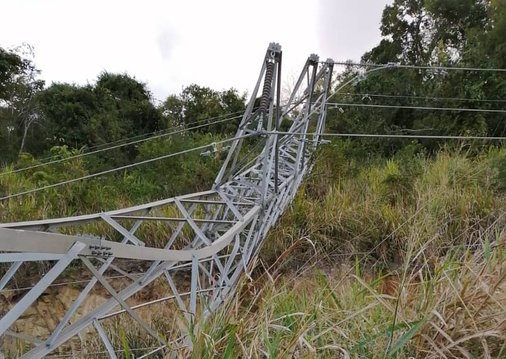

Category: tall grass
[0, 133, 223, 223]
[4, 141, 506, 357]
[195, 236, 506, 358]
[193, 142, 506, 358]
[264, 143, 506, 266]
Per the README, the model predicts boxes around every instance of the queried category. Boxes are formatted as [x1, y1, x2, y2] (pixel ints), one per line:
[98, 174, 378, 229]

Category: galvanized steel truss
[0, 43, 334, 358]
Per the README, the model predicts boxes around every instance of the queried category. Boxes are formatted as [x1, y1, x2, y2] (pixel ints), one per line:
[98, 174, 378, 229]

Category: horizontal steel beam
[0, 206, 260, 261]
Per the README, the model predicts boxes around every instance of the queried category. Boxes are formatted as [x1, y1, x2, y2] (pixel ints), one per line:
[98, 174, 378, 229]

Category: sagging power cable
[326, 102, 506, 114]
[262, 130, 506, 141]
[0, 133, 256, 201]
[0, 112, 244, 177]
[328, 60, 506, 73]
[336, 92, 506, 104]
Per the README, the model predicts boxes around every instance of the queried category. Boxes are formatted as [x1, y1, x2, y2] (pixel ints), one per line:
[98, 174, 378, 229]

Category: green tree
[36, 83, 99, 149]
[0, 44, 44, 162]
[95, 72, 162, 134]
[332, 0, 505, 153]
[377, 0, 488, 65]
[36, 72, 163, 165]
[162, 84, 246, 133]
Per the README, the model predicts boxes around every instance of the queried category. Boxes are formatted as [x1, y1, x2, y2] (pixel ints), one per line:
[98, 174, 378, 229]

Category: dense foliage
[329, 0, 506, 155]
[195, 147, 506, 358]
[0, 47, 245, 217]
[1, 0, 506, 357]
[1, 0, 505, 216]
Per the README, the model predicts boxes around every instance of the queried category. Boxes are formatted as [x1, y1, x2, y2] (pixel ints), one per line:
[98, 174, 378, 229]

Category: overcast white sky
[0, 0, 391, 101]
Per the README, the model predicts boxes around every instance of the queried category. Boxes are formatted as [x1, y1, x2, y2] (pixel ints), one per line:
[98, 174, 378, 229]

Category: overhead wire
[32, 129, 164, 165]
[1, 95, 318, 200]
[335, 92, 506, 104]
[322, 60, 506, 113]
[318, 60, 506, 140]
[0, 133, 256, 201]
[8, 110, 242, 168]
[7, 61, 499, 174]
[263, 130, 506, 141]
[0, 111, 244, 177]
[4, 61, 504, 199]
[326, 102, 506, 114]
[328, 60, 506, 73]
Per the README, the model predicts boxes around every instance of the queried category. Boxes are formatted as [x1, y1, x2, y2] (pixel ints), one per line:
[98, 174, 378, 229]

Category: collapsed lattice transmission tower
[0, 43, 334, 357]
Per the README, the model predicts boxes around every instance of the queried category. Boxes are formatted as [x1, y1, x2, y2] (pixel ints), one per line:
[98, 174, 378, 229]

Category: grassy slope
[193, 142, 506, 358]
[3, 141, 506, 357]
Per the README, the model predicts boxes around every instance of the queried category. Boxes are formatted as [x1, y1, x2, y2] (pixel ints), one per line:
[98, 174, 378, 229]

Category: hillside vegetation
[1, 0, 506, 357]
[191, 143, 506, 358]
[5, 144, 505, 358]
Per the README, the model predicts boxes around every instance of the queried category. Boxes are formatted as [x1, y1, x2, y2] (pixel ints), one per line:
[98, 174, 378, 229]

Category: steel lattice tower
[0, 43, 334, 358]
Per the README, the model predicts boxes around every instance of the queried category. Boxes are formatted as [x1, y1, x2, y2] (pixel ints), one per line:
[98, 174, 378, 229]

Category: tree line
[328, 0, 506, 154]
[0, 45, 247, 219]
[0, 45, 246, 166]
[2, 0, 505, 165]
[0, 0, 505, 220]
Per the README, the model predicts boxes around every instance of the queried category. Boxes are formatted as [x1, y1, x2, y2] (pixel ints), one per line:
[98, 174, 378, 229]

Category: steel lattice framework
[0, 43, 334, 358]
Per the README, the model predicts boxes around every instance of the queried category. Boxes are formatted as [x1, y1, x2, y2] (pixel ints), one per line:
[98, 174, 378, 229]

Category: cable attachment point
[309, 54, 319, 65]
[200, 142, 230, 158]
[268, 43, 281, 57]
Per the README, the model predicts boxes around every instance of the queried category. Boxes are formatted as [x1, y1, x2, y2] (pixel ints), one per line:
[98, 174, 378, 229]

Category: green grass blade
[223, 327, 236, 359]
[387, 320, 424, 357]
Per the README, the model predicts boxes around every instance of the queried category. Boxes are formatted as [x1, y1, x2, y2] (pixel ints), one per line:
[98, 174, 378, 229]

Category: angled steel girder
[0, 43, 334, 358]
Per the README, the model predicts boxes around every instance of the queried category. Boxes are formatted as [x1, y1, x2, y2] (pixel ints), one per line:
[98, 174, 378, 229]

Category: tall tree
[95, 72, 162, 134]
[0, 45, 44, 161]
[332, 0, 505, 152]
[162, 84, 246, 133]
[37, 73, 163, 152]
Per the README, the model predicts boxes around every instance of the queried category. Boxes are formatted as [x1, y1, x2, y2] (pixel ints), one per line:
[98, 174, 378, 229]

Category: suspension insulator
[259, 61, 275, 116]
